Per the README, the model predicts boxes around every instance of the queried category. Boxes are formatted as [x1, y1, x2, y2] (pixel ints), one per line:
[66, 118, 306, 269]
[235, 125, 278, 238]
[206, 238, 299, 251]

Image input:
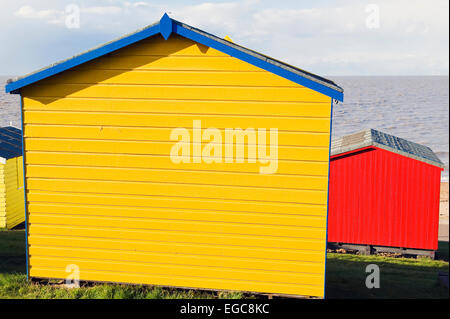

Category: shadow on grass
[0, 230, 26, 275]
[0, 230, 249, 299]
[436, 241, 449, 261]
[1, 230, 449, 299]
[326, 253, 449, 299]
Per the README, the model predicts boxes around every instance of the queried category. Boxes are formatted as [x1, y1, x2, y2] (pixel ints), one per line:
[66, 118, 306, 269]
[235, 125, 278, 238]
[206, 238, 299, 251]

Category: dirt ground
[440, 182, 448, 219]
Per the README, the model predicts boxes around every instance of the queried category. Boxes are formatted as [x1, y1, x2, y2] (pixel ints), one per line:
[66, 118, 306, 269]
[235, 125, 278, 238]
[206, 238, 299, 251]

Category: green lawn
[0, 230, 448, 299]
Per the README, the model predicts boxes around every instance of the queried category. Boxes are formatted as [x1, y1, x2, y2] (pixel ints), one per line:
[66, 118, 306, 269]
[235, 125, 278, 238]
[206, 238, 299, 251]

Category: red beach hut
[328, 129, 444, 256]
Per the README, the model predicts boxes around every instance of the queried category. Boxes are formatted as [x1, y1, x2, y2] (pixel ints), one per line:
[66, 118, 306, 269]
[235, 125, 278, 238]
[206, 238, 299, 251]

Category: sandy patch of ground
[439, 182, 448, 242]
[440, 182, 449, 221]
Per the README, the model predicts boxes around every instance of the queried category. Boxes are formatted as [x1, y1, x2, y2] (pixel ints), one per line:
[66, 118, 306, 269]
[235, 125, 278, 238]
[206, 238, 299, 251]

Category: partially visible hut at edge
[328, 129, 444, 257]
[0, 126, 24, 229]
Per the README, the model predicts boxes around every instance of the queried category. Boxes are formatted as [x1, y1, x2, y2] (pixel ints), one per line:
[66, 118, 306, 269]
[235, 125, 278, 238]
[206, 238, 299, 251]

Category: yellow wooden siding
[0, 164, 6, 228]
[21, 34, 332, 297]
[0, 158, 25, 229]
[23, 98, 331, 117]
[23, 83, 329, 103]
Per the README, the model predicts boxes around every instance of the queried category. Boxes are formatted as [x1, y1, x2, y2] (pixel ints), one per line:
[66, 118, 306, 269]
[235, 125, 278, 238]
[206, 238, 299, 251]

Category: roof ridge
[5, 13, 343, 101]
[172, 19, 343, 94]
[331, 128, 444, 168]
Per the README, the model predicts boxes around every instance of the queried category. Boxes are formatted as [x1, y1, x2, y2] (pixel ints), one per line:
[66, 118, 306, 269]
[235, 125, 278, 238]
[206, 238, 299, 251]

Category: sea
[0, 75, 448, 181]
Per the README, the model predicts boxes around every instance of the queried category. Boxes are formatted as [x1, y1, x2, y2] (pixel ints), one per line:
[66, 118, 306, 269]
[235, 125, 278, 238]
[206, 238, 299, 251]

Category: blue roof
[5, 13, 344, 101]
[0, 126, 22, 160]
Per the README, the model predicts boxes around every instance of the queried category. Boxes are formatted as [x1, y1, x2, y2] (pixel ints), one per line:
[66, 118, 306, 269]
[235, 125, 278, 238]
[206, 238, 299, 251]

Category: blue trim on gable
[5, 24, 161, 93]
[175, 23, 343, 101]
[160, 13, 173, 40]
[6, 13, 343, 101]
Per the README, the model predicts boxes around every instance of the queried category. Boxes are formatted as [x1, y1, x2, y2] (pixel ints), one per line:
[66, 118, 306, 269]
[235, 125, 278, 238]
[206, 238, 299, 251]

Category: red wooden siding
[328, 146, 442, 250]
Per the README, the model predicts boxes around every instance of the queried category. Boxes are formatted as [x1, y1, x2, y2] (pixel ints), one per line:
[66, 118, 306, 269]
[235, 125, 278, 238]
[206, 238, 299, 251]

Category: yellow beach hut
[0, 126, 24, 229]
[6, 14, 344, 298]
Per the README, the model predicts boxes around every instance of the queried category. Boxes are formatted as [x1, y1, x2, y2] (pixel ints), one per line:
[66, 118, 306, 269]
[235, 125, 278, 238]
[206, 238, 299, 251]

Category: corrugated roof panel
[0, 127, 23, 160]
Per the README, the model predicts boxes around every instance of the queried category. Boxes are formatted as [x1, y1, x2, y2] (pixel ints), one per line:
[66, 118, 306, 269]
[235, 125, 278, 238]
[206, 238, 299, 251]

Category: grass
[0, 274, 245, 299]
[326, 250, 449, 299]
[0, 229, 448, 299]
[436, 241, 449, 261]
[0, 230, 245, 299]
[0, 230, 26, 274]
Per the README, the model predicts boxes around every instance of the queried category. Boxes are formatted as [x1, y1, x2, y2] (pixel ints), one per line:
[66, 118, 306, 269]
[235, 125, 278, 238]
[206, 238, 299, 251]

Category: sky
[0, 0, 448, 76]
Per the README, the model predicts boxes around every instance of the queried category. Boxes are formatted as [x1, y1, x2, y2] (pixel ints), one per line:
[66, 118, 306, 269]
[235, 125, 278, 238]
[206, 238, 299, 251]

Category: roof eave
[172, 20, 344, 101]
[372, 142, 446, 169]
[5, 22, 161, 94]
[331, 142, 445, 169]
